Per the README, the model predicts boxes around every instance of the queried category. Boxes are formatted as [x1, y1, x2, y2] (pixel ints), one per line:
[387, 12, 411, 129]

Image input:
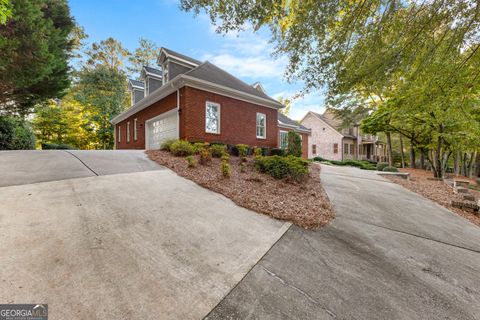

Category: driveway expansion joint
[63, 150, 99, 176]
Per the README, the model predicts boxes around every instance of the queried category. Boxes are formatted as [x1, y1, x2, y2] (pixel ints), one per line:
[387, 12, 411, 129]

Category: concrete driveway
[0, 150, 290, 319]
[207, 164, 480, 319]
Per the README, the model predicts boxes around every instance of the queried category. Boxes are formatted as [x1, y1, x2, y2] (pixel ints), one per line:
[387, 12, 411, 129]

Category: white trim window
[118, 125, 121, 142]
[133, 118, 138, 141]
[205, 101, 220, 134]
[256, 113, 266, 139]
[279, 130, 288, 149]
[127, 121, 130, 143]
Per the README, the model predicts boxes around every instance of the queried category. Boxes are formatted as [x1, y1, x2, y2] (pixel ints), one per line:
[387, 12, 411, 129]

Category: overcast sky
[69, 0, 326, 119]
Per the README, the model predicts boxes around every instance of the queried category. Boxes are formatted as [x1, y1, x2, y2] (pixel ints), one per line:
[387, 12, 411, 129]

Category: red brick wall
[278, 127, 309, 159]
[115, 92, 178, 149]
[181, 87, 278, 148]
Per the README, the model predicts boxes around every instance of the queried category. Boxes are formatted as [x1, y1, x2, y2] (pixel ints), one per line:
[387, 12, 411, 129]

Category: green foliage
[159, 139, 175, 151]
[185, 155, 197, 168]
[85, 37, 130, 71]
[313, 156, 327, 162]
[277, 96, 291, 116]
[41, 142, 74, 150]
[0, 115, 35, 150]
[210, 144, 226, 158]
[271, 148, 285, 157]
[236, 144, 249, 157]
[170, 140, 194, 156]
[0, 0, 75, 115]
[221, 160, 231, 178]
[128, 38, 159, 76]
[383, 166, 399, 172]
[255, 155, 309, 182]
[193, 142, 208, 154]
[253, 146, 263, 158]
[74, 65, 128, 149]
[286, 131, 302, 157]
[221, 153, 230, 162]
[239, 162, 246, 173]
[0, 0, 12, 24]
[199, 147, 212, 164]
[376, 162, 389, 171]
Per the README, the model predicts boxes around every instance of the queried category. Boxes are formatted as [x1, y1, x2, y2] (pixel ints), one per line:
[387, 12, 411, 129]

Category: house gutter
[176, 88, 180, 139]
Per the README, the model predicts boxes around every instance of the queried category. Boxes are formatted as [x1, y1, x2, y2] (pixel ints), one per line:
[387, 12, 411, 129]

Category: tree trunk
[409, 139, 416, 168]
[467, 152, 476, 178]
[433, 128, 444, 179]
[386, 131, 393, 166]
[476, 152, 480, 178]
[463, 153, 468, 176]
[399, 134, 405, 168]
[420, 151, 425, 170]
[453, 150, 460, 176]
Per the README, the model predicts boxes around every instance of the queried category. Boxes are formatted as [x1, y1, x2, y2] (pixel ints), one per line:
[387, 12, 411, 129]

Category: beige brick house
[300, 110, 387, 162]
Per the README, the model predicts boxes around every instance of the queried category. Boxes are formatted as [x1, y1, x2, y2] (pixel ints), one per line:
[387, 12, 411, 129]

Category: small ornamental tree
[286, 131, 302, 157]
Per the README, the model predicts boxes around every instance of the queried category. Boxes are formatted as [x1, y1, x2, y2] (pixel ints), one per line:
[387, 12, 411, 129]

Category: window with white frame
[127, 122, 130, 143]
[256, 113, 266, 139]
[133, 118, 137, 141]
[118, 125, 121, 142]
[205, 102, 220, 134]
[162, 63, 169, 85]
[279, 131, 288, 149]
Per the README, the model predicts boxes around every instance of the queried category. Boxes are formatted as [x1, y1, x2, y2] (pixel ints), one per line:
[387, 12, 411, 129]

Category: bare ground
[386, 168, 480, 227]
[146, 150, 334, 229]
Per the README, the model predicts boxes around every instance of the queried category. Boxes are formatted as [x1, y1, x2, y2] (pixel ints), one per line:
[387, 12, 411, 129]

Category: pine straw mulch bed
[146, 150, 334, 229]
[385, 168, 480, 227]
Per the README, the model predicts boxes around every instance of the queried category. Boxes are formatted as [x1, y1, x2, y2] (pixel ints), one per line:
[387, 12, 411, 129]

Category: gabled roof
[128, 79, 144, 90]
[251, 82, 266, 94]
[278, 113, 310, 132]
[184, 62, 281, 105]
[141, 66, 162, 79]
[158, 47, 202, 66]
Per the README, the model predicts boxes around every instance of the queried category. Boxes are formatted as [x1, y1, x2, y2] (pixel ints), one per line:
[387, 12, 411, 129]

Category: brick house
[300, 110, 387, 161]
[111, 48, 310, 158]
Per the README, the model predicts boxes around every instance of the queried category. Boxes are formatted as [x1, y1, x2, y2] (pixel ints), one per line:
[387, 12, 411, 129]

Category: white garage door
[146, 109, 178, 150]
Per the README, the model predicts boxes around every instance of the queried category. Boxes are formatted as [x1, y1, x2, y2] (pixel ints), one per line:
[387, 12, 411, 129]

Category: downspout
[176, 88, 180, 140]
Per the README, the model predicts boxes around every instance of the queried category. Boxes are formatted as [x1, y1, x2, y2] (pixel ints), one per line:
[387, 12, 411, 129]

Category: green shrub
[170, 140, 194, 156]
[193, 142, 208, 154]
[0, 116, 35, 150]
[236, 144, 249, 157]
[253, 146, 263, 158]
[199, 148, 212, 164]
[41, 142, 74, 150]
[329, 160, 347, 166]
[383, 166, 399, 172]
[286, 131, 302, 157]
[210, 144, 226, 157]
[313, 156, 326, 162]
[221, 153, 230, 162]
[221, 161, 231, 178]
[160, 139, 177, 152]
[255, 155, 309, 182]
[271, 148, 285, 156]
[476, 178, 480, 186]
[239, 162, 246, 173]
[376, 162, 389, 171]
[185, 155, 197, 168]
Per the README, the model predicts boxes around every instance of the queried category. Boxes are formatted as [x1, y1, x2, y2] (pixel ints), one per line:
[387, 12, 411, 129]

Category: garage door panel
[147, 111, 178, 150]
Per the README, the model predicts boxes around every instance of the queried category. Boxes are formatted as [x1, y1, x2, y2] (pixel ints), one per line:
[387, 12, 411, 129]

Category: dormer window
[162, 63, 169, 85]
[145, 80, 149, 96]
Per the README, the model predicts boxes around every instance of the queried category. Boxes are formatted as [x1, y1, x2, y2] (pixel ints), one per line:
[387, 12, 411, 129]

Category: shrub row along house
[112, 48, 310, 158]
[301, 110, 388, 162]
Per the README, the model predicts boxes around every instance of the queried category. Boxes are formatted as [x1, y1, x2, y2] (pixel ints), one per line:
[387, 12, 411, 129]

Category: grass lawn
[147, 150, 334, 229]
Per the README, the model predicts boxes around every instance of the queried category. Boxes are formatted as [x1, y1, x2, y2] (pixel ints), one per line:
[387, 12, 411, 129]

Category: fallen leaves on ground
[386, 168, 480, 227]
[147, 150, 334, 229]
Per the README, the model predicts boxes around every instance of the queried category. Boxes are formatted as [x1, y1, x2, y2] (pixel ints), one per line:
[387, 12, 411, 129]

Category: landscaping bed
[146, 150, 334, 229]
[385, 168, 480, 227]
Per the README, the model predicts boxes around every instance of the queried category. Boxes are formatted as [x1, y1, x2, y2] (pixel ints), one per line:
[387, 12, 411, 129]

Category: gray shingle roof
[143, 66, 162, 77]
[184, 62, 281, 105]
[128, 79, 144, 88]
[163, 48, 202, 66]
[278, 112, 310, 131]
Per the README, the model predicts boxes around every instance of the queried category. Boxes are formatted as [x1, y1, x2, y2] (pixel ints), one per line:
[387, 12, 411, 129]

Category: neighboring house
[111, 48, 310, 158]
[300, 110, 387, 162]
[278, 113, 310, 157]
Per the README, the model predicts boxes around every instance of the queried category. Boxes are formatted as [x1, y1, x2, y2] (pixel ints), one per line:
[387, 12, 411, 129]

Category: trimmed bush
[41, 142, 74, 150]
[210, 144, 226, 158]
[313, 156, 327, 162]
[199, 148, 212, 164]
[160, 139, 176, 151]
[255, 155, 309, 182]
[376, 162, 389, 171]
[170, 140, 194, 156]
[236, 144, 249, 157]
[383, 166, 399, 172]
[286, 131, 302, 157]
[193, 142, 208, 154]
[221, 161, 231, 178]
[271, 148, 285, 157]
[185, 155, 197, 168]
[0, 116, 35, 150]
[253, 146, 263, 158]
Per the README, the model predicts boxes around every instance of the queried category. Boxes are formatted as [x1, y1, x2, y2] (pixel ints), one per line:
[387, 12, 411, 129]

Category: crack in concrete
[260, 266, 337, 318]
[63, 150, 99, 176]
